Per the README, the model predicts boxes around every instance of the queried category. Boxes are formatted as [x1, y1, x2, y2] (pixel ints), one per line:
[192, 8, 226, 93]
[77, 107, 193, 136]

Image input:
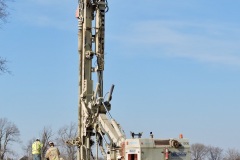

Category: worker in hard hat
[32, 138, 43, 160]
[45, 141, 60, 160]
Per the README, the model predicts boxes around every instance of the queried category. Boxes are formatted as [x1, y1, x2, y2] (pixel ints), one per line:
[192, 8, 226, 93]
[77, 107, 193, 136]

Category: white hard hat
[49, 141, 54, 145]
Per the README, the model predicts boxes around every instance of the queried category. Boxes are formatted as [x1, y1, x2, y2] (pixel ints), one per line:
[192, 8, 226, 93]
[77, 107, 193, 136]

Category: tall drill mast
[75, 0, 108, 160]
[67, 1, 125, 159]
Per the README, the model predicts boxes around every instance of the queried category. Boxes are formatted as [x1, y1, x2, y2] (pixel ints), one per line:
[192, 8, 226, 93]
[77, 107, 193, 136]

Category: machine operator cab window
[128, 154, 138, 160]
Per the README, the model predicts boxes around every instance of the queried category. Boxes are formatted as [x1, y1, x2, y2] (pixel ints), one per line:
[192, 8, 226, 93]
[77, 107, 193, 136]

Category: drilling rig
[66, 0, 191, 160]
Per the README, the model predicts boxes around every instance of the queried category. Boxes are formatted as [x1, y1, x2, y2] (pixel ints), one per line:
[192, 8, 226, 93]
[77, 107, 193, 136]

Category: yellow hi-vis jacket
[32, 141, 43, 154]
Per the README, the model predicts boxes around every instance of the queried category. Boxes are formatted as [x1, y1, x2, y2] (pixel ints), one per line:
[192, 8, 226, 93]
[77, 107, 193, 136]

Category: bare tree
[0, 57, 10, 75]
[0, 118, 20, 160]
[22, 138, 35, 160]
[224, 148, 240, 160]
[40, 126, 54, 159]
[207, 146, 223, 160]
[0, 0, 8, 23]
[191, 143, 208, 160]
[56, 122, 77, 160]
[1, 0, 12, 75]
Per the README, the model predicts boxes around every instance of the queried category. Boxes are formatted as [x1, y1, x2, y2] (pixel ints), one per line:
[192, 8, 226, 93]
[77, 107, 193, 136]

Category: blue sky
[1, 0, 240, 157]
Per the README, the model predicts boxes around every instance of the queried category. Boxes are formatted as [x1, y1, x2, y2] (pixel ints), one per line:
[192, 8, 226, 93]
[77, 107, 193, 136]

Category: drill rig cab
[66, 0, 191, 160]
[123, 134, 190, 160]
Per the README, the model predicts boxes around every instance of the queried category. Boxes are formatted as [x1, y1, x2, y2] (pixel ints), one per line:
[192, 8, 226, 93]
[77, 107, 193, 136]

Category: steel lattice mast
[67, 0, 108, 160]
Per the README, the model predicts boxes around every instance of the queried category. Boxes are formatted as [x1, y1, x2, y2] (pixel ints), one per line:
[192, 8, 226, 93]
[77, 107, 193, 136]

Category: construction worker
[32, 138, 43, 160]
[45, 141, 60, 160]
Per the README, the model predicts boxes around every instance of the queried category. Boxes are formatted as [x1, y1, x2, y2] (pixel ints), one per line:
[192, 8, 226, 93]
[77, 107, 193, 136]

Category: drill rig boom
[67, 1, 191, 160]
